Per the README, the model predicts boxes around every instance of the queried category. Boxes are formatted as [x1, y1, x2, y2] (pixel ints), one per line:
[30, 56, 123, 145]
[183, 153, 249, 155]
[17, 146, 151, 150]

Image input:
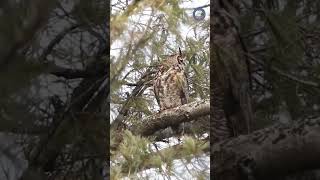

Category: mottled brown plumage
[153, 49, 189, 112]
[212, 0, 253, 141]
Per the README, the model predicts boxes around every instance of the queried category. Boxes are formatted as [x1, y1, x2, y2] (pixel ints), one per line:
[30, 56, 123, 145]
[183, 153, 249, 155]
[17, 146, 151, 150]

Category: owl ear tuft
[177, 48, 184, 64]
[179, 47, 182, 56]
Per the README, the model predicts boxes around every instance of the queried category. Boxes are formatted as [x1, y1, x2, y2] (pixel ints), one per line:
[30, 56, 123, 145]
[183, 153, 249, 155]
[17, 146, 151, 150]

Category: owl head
[170, 47, 186, 65]
[160, 48, 186, 69]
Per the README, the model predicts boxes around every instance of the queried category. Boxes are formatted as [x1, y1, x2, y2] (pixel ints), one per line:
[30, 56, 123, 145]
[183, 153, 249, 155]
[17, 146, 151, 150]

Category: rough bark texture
[131, 99, 210, 136]
[111, 100, 210, 150]
[212, 116, 320, 180]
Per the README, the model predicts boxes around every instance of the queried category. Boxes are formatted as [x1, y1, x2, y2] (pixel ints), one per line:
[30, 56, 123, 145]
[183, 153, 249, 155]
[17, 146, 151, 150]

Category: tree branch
[111, 100, 209, 151]
[0, 0, 57, 70]
[212, 116, 320, 179]
[40, 24, 81, 61]
[131, 99, 210, 137]
[247, 53, 320, 88]
[48, 63, 106, 79]
[121, 139, 209, 175]
[110, 68, 156, 130]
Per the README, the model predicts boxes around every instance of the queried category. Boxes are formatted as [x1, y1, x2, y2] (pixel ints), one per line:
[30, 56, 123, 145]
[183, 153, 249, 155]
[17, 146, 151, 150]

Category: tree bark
[111, 100, 210, 150]
[212, 116, 320, 180]
[130, 99, 210, 137]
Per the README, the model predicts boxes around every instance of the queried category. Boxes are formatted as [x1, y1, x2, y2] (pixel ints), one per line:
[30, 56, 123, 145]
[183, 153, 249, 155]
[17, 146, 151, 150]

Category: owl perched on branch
[153, 48, 189, 113]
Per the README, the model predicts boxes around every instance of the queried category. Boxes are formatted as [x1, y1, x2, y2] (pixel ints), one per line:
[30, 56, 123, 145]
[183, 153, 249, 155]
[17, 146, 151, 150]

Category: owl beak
[179, 47, 182, 56]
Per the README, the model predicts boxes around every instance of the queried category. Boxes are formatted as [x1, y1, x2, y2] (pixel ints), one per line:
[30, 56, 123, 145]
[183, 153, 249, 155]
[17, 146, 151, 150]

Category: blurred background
[0, 0, 108, 179]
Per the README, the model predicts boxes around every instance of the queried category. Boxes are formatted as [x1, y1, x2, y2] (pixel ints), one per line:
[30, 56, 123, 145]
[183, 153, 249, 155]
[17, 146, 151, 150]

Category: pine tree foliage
[111, 0, 209, 178]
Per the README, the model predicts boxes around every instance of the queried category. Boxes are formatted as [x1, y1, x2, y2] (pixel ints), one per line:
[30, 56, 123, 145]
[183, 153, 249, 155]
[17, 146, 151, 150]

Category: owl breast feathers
[153, 51, 189, 111]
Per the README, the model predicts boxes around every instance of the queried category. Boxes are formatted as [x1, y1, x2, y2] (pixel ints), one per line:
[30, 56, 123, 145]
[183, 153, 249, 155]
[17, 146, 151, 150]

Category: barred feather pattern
[211, 79, 233, 142]
[212, 0, 253, 141]
[153, 54, 189, 111]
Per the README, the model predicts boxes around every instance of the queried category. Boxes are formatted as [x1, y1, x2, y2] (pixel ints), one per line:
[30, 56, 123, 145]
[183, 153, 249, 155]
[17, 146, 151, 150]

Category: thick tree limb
[153, 116, 210, 141]
[111, 100, 209, 151]
[131, 99, 210, 137]
[212, 116, 320, 180]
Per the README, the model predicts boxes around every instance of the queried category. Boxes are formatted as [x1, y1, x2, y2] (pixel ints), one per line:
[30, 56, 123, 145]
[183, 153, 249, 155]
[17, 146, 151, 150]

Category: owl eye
[177, 56, 184, 64]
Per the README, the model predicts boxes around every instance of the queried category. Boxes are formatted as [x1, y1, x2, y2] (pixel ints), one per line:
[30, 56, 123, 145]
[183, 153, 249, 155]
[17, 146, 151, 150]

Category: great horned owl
[153, 49, 189, 135]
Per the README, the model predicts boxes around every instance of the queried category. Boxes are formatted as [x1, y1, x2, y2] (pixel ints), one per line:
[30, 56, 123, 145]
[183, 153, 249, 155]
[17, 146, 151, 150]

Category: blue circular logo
[193, 7, 206, 21]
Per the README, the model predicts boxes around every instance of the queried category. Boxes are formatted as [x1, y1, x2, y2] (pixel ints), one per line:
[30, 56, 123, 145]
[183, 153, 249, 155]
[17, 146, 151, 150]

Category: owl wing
[177, 71, 189, 105]
[181, 77, 189, 105]
[153, 80, 161, 109]
[153, 68, 162, 110]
